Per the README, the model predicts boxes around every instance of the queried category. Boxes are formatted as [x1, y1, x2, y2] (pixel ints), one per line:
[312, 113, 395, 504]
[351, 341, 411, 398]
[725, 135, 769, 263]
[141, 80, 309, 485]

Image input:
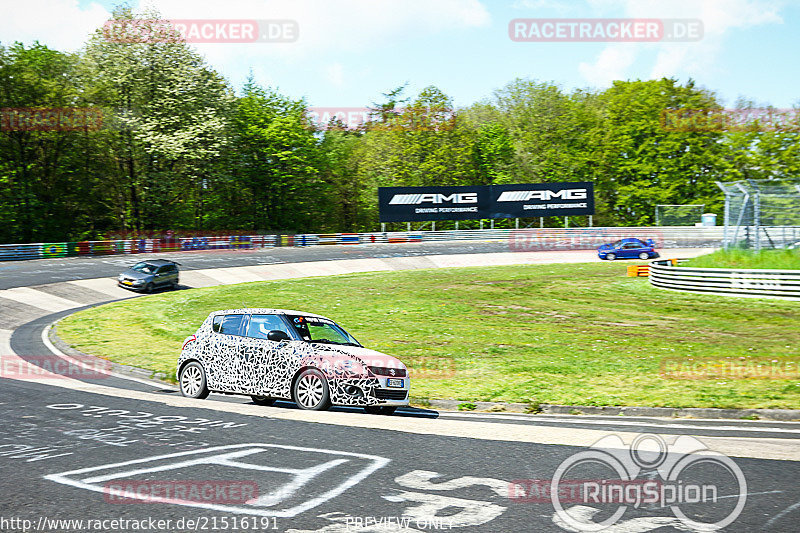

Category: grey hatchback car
[118, 259, 180, 293]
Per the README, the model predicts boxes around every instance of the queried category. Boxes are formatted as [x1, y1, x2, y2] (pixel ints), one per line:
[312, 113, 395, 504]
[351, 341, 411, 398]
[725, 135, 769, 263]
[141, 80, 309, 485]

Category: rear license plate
[387, 378, 403, 388]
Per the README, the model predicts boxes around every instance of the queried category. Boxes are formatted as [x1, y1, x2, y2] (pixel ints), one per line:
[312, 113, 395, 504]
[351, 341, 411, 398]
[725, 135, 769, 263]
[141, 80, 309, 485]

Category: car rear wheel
[251, 395, 276, 406]
[364, 406, 397, 415]
[638, 252, 650, 260]
[180, 362, 209, 399]
[293, 369, 331, 411]
[606, 253, 616, 261]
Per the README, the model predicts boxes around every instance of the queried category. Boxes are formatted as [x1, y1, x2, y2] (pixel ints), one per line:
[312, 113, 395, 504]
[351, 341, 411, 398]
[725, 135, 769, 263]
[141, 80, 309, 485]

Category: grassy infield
[683, 248, 800, 270]
[58, 250, 800, 410]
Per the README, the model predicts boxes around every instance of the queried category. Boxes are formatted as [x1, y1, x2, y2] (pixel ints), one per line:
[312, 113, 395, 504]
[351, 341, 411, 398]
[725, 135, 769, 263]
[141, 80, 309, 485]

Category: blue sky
[3, 0, 798, 108]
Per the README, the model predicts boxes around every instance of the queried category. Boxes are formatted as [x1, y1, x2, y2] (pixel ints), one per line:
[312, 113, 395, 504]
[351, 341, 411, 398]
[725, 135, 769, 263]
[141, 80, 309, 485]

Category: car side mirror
[267, 330, 291, 342]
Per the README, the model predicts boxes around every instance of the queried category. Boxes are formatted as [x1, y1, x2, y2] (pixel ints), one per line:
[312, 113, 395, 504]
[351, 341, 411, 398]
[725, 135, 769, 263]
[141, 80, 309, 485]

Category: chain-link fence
[655, 204, 705, 226]
[716, 179, 800, 250]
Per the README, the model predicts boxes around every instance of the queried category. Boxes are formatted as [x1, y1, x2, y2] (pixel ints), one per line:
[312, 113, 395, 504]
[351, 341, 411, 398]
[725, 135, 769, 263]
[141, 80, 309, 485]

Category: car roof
[209, 309, 332, 320]
[620, 238, 644, 242]
[134, 259, 177, 266]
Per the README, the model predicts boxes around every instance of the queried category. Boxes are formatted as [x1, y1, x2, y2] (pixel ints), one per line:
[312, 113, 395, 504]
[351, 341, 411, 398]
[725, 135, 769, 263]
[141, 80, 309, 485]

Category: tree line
[1, 6, 797, 244]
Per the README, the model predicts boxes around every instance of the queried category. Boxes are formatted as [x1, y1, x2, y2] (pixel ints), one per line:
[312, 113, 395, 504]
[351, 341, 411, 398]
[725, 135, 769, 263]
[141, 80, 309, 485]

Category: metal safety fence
[717, 179, 800, 251]
[0, 226, 727, 262]
[649, 259, 800, 301]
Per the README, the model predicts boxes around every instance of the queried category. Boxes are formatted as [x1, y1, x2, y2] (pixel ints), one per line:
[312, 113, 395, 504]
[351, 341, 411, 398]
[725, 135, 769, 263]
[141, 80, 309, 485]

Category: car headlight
[132, 279, 145, 285]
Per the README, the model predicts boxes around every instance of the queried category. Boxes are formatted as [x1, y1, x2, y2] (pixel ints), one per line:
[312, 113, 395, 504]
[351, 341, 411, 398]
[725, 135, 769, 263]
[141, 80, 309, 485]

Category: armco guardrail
[0, 226, 724, 262]
[649, 259, 800, 301]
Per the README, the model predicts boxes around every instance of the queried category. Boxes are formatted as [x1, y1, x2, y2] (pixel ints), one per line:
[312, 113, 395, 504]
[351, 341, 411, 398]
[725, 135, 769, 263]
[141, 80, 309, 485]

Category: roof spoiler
[645, 238, 656, 246]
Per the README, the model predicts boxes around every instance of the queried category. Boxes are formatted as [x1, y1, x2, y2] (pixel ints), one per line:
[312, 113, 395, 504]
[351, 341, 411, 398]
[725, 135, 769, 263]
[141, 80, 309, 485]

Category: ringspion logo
[548, 434, 747, 531]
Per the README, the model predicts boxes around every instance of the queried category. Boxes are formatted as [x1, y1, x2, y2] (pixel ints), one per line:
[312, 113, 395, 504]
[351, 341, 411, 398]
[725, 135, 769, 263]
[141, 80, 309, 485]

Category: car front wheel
[606, 253, 616, 261]
[638, 252, 650, 260]
[180, 362, 209, 399]
[293, 369, 331, 411]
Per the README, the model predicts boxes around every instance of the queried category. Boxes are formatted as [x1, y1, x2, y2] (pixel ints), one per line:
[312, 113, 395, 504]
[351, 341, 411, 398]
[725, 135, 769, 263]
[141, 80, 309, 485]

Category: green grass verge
[683, 248, 800, 270]
[57, 262, 800, 409]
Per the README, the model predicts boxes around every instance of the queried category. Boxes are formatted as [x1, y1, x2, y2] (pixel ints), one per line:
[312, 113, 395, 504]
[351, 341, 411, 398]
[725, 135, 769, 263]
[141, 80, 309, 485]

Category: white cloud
[325, 62, 345, 88]
[0, 0, 490, 74]
[578, 44, 637, 86]
[141, 0, 491, 56]
[133, 0, 491, 96]
[0, 0, 110, 51]
[511, 0, 576, 13]
[577, 0, 783, 87]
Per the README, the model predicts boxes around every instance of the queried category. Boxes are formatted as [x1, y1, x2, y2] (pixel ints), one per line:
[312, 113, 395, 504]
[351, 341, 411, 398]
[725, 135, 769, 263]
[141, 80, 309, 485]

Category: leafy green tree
[594, 78, 727, 225]
[318, 127, 365, 231]
[488, 79, 600, 183]
[230, 78, 322, 231]
[84, 5, 234, 233]
[472, 123, 514, 184]
[0, 42, 109, 242]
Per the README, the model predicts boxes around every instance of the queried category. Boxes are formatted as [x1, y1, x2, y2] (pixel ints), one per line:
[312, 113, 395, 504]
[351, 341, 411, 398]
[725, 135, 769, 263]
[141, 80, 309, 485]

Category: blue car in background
[598, 238, 658, 261]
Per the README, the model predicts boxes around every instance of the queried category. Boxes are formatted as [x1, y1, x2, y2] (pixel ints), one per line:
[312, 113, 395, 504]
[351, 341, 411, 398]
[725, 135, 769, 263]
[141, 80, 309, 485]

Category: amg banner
[378, 182, 594, 222]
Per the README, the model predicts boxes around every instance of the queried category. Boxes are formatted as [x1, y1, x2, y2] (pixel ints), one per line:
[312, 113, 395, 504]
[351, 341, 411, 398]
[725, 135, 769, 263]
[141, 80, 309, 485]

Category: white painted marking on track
[199, 267, 262, 284]
[0, 287, 81, 312]
[44, 443, 389, 517]
[764, 498, 800, 529]
[0, 328, 14, 356]
[442, 412, 800, 435]
[7, 373, 800, 461]
[395, 470, 508, 497]
[382, 490, 505, 528]
[66, 278, 137, 298]
[552, 505, 698, 532]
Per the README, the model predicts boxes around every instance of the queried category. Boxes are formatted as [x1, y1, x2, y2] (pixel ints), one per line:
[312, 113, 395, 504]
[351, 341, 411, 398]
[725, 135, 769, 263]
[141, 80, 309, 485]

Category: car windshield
[611, 240, 623, 247]
[287, 315, 360, 346]
[131, 262, 156, 274]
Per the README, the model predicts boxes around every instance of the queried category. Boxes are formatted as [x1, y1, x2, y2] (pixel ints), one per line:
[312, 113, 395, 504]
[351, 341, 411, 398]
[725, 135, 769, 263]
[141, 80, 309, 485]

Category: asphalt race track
[2, 242, 799, 532]
[0, 241, 516, 289]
